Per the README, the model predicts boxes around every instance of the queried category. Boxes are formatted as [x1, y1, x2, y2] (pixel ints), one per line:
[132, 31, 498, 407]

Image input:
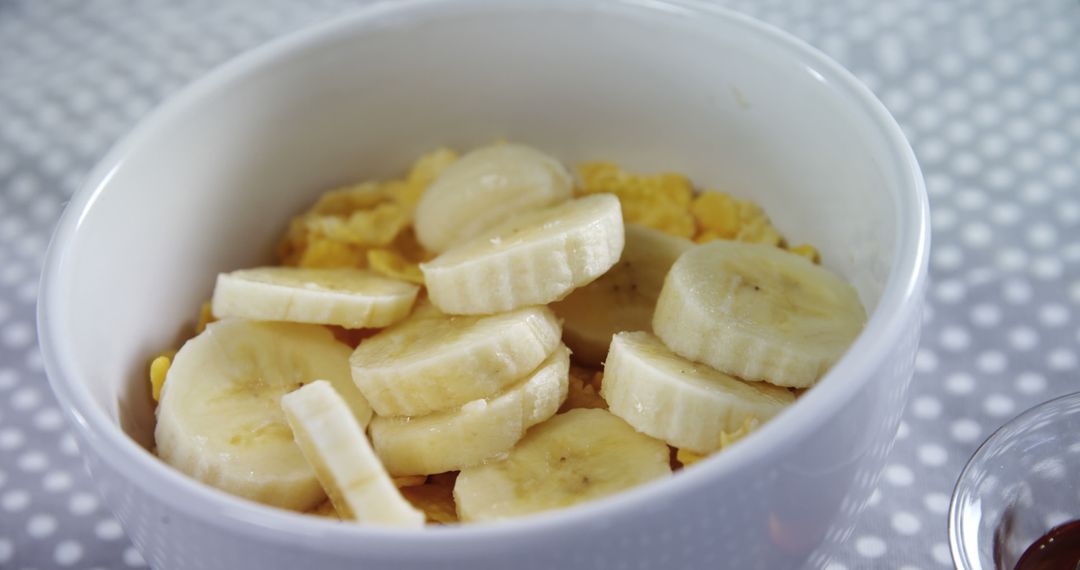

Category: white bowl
[38, 1, 928, 568]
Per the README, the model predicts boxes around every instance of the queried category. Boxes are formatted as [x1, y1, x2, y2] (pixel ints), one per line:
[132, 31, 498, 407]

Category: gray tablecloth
[1, 0, 1077, 568]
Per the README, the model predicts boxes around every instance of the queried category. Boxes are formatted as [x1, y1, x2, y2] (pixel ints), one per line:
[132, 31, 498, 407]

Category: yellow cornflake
[296, 239, 366, 269]
[788, 244, 821, 263]
[149, 354, 172, 402]
[409, 147, 459, 185]
[306, 202, 409, 247]
[278, 149, 455, 268]
[307, 500, 341, 520]
[737, 223, 782, 246]
[690, 191, 741, 239]
[150, 298, 213, 403]
[400, 147, 458, 211]
[561, 367, 606, 412]
[735, 217, 782, 246]
[729, 201, 781, 245]
[392, 475, 428, 488]
[578, 162, 696, 237]
[278, 219, 310, 266]
[689, 190, 787, 247]
[381, 180, 418, 214]
[719, 417, 760, 448]
[578, 162, 693, 205]
[676, 448, 705, 468]
[693, 230, 723, 244]
[618, 199, 696, 238]
[306, 182, 388, 217]
[400, 478, 458, 524]
[676, 417, 762, 469]
[368, 249, 425, 285]
[277, 182, 388, 264]
[389, 228, 431, 263]
[194, 302, 215, 334]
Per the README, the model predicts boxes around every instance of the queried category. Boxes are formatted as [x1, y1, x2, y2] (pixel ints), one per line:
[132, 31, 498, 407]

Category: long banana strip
[155, 320, 372, 511]
[283, 381, 425, 528]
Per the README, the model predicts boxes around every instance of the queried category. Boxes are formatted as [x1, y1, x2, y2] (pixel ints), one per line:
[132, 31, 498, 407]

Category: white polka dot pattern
[735, 1, 1080, 567]
[0, 0, 1077, 568]
[0, 1, 357, 568]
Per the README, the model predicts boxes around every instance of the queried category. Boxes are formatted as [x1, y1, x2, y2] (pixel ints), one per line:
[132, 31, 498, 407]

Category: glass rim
[948, 389, 1080, 569]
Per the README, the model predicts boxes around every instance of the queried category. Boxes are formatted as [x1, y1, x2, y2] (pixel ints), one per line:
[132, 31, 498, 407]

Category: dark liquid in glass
[1015, 519, 1080, 570]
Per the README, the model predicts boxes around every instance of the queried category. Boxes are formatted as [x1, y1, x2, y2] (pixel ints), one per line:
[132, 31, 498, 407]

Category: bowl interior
[47, 0, 908, 479]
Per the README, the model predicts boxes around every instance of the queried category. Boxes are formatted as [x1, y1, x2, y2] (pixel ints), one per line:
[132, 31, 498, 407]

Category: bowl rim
[37, 0, 929, 554]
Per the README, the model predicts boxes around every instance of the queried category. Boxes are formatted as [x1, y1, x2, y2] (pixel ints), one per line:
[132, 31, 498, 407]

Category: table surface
[1, 0, 1078, 568]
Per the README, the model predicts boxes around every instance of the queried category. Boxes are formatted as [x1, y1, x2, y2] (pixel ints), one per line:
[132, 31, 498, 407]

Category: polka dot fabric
[0, 0, 1077, 568]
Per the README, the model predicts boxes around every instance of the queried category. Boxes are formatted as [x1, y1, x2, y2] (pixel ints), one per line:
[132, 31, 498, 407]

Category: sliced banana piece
[653, 241, 866, 388]
[370, 345, 570, 476]
[454, 408, 671, 522]
[155, 320, 372, 511]
[350, 303, 562, 416]
[421, 194, 625, 315]
[282, 381, 425, 528]
[602, 332, 794, 453]
[552, 224, 691, 365]
[414, 143, 572, 253]
[211, 267, 419, 328]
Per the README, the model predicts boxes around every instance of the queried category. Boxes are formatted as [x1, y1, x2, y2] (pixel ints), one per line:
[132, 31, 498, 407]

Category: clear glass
[950, 391, 1080, 569]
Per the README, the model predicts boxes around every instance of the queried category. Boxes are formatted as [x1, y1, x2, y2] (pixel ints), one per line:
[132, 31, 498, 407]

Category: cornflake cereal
[308, 500, 341, 520]
[278, 148, 457, 276]
[561, 366, 607, 412]
[149, 354, 172, 402]
[580, 161, 820, 259]
[149, 147, 824, 524]
[400, 475, 459, 524]
[578, 162, 696, 238]
[195, 301, 215, 334]
[675, 417, 761, 468]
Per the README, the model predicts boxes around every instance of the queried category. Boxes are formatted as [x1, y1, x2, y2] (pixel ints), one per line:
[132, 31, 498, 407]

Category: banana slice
[454, 408, 671, 522]
[370, 345, 570, 476]
[653, 241, 866, 388]
[601, 332, 794, 453]
[551, 224, 691, 365]
[414, 143, 573, 253]
[350, 303, 562, 416]
[155, 320, 372, 511]
[211, 267, 419, 328]
[282, 380, 425, 528]
[421, 194, 625, 315]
